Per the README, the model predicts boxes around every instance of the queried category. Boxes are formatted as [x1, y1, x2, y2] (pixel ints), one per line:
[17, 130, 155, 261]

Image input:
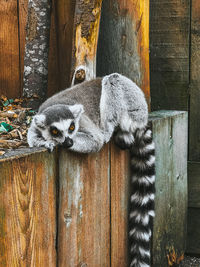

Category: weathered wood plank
[71, 0, 102, 85]
[97, 0, 150, 106]
[150, 0, 190, 111]
[189, 0, 200, 161]
[47, 0, 59, 97]
[151, 58, 189, 72]
[0, 150, 57, 266]
[55, 0, 76, 90]
[188, 162, 200, 208]
[58, 145, 110, 267]
[151, 71, 188, 83]
[110, 142, 130, 267]
[0, 0, 20, 98]
[18, 0, 28, 94]
[149, 82, 189, 110]
[150, 111, 188, 266]
[186, 208, 200, 254]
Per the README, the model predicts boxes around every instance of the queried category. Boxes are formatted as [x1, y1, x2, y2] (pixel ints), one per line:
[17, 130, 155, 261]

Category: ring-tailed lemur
[27, 73, 155, 267]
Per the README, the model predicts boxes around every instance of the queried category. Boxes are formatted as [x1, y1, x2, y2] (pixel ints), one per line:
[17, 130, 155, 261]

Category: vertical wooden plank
[150, 0, 190, 111]
[18, 0, 28, 94]
[55, 0, 76, 90]
[186, 208, 200, 254]
[0, 150, 57, 266]
[0, 0, 20, 98]
[97, 0, 150, 106]
[150, 111, 188, 266]
[58, 145, 110, 267]
[47, 0, 59, 97]
[189, 0, 200, 161]
[187, 162, 200, 254]
[110, 143, 130, 267]
[188, 162, 200, 208]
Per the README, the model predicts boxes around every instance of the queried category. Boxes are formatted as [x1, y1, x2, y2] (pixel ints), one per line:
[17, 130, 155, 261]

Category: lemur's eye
[50, 127, 60, 136]
[52, 129, 58, 135]
[68, 122, 75, 133]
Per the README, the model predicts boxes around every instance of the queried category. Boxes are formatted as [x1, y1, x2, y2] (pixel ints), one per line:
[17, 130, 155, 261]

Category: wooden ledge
[0, 110, 188, 266]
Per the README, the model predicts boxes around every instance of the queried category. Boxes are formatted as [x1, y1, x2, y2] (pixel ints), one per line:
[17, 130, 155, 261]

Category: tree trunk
[23, 0, 52, 109]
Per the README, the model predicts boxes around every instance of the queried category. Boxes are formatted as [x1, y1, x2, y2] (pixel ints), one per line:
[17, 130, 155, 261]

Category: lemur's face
[33, 104, 83, 150]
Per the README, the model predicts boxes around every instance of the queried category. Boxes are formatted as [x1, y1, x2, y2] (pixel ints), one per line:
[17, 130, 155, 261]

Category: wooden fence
[150, 0, 200, 254]
[0, 111, 188, 267]
[0, 0, 190, 265]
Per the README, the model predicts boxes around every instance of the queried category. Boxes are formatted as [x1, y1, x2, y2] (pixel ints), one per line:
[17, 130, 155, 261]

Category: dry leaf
[0, 151, 5, 156]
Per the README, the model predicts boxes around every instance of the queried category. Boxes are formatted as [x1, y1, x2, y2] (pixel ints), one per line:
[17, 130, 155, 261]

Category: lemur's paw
[45, 142, 55, 153]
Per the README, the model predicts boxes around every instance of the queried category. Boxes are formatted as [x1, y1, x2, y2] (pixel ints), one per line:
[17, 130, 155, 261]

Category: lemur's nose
[62, 137, 73, 148]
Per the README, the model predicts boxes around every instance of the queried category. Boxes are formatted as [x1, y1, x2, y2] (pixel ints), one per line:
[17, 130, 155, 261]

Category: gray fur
[28, 73, 148, 153]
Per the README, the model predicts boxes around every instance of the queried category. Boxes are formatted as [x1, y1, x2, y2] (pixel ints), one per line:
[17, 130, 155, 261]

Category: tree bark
[23, 0, 52, 109]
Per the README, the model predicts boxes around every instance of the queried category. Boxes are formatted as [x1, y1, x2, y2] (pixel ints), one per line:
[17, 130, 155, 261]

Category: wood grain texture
[189, 0, 200, 161]
[55, 0, 76, 90]
[0, 150, 57, 266]
[188, 162, 200, 208]
[186, 208, 200, 254]
[58, 145, 110, 267]
[18, 0, 28, 94]
[47, 0, 60, 97]
[0, 0, 20, 98]
[110, 142, 130, 267]
[150, 111, 188, 267]
[97, 0, 150, 106]
[150, 0, 190, 111]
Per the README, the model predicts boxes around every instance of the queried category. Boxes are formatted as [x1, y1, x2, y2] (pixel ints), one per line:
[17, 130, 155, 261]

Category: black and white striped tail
[129, 126, 155, 267]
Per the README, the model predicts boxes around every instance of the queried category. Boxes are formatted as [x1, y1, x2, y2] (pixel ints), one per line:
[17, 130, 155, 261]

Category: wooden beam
[18, 0, 28, 95]
[55, 0, 76, 90]
[47, 0, 60, 97]
[149, 0, 190, 111]
[187, 208, 200, 254]
[0, 0, 21, 98]
[71, 0, 102, 85]
[110, 143, 130, 266]
[188, 162, 200, 208]
[150, 111, 188, 266]
[189, 0, 200, 161]
[97, 0, 150, 106]
[187, 162, 200, 254]
[57, 145, 110, 267]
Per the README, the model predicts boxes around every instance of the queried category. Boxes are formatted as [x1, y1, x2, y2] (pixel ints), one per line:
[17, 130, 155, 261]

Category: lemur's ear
[69, 104, 84, 120]
[34, 114, 46, 128]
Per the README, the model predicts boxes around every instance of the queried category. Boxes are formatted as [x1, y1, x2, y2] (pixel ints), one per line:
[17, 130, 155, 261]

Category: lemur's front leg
[69, 131, 104, 153]
[27, 128, 56, 152]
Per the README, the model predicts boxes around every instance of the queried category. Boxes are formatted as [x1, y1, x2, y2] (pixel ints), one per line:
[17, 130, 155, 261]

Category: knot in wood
[79, 263, 88, 267]
[75, 69, 86, 83]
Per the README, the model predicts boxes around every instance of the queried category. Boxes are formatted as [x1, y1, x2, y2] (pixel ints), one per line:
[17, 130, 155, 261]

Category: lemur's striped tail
[129, 126, 155, 267]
